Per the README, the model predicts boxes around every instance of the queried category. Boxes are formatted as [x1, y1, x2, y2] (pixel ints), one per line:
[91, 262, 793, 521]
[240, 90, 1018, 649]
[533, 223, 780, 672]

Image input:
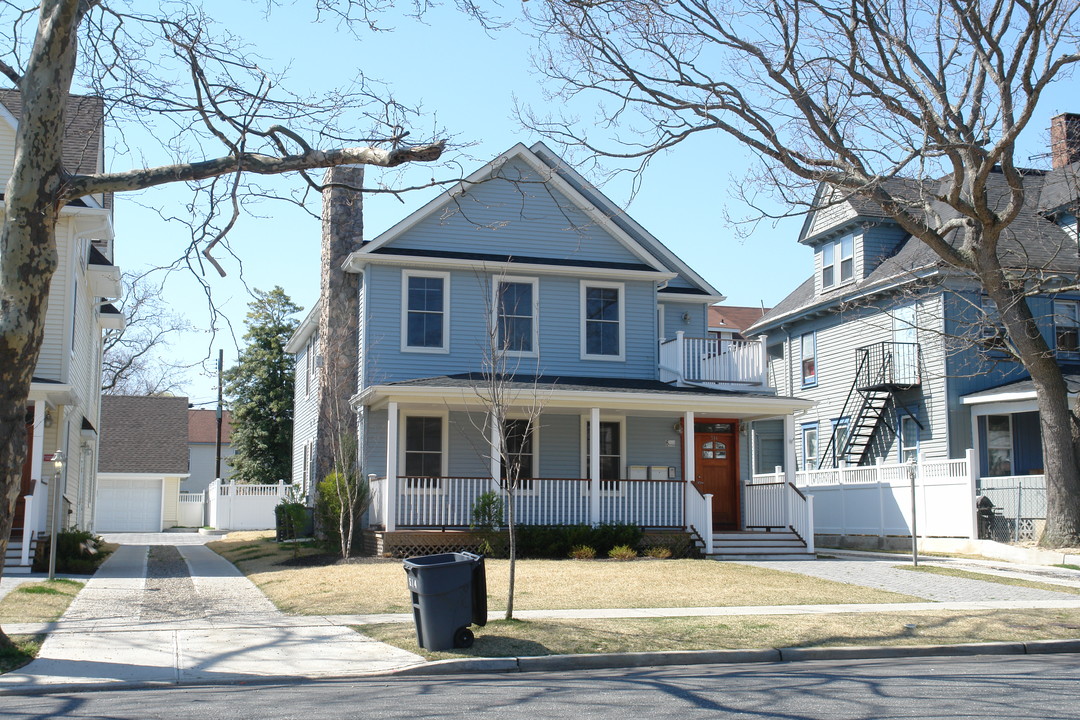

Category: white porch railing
[658, 332, 767, 387]
[743, 480, 815, 551]
[383, 476, 685, 529]
[685, 487, 714, 553]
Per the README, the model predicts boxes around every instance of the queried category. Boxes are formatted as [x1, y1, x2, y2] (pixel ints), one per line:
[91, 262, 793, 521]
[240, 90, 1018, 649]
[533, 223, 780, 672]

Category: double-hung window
[802, 423, 819, 471]
[404, 415, 444, 488]
[503, 419, 536, 489]
[585, 420, 622, 490]
[403, 271, 449, 352]
[821, 234, 854, 289]
[1054, 300, 1079, 353]
[496, 278, 538, 355]
[800, 332, 817, 386]
[582, 282, 624, 360]
[899, 415, 920, 463]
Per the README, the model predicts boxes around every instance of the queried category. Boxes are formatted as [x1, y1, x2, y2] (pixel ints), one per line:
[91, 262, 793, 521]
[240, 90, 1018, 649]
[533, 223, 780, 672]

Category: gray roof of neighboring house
[0, 89, 103, 177]
[961, 373, 1080, 400]
[99, 395, 190, 474]
[752, 164, 1080, 334]
[381, 372, 778, 398]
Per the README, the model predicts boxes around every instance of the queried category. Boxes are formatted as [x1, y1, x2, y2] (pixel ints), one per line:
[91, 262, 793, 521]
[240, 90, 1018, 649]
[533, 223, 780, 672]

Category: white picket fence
[206, 479, 290, 530]
[751, 451, 979, 538]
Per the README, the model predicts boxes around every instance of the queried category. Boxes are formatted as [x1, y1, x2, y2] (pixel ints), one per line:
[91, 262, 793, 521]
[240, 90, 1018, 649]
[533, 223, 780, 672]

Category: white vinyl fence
[177, 492, 205, 527]
[206, 479, 290, 530]
[752, 450, 979, 539]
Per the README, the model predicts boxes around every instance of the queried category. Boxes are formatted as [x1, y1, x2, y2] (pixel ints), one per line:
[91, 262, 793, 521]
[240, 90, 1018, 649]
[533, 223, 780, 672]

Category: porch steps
[705, 530, 815, 561]
[3, 535, 39, 574]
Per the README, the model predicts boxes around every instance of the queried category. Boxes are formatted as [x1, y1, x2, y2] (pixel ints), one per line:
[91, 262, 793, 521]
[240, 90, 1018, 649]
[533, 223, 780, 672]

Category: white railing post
[965, 447, 978, 539]
[703, 493, 714, 554]
[20, 495, 33, 565]
[806, 494, 815, 553]
[385, 402, 399, 532]
[589, 407, 601, 526]
[675, 331, 686, 383]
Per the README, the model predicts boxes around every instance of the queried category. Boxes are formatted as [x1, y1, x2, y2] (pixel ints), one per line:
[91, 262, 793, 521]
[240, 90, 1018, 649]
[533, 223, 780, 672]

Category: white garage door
[96, 477, 162, 532]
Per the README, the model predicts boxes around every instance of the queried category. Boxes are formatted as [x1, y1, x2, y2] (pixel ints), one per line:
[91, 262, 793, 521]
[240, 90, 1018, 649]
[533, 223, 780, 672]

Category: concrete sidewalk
[0, 544, 425, 693]
[4, 539, 1080, 694]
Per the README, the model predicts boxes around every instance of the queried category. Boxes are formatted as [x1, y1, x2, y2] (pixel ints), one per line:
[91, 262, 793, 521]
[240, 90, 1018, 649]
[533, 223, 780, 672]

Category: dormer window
[821, 234, 854, 288]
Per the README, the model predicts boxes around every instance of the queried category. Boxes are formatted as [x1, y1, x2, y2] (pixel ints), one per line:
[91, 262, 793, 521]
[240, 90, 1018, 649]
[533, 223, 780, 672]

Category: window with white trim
[404, 416, 444, 488]
[899, 415, 919, 463]
[585, 420, 622, 490]
[986, 415, 1013, 477]
[581, 282, 624, 359]
[830, 417, 849, 466]
[496, 278, 538, 354]
[800, 332, 817, 386]
[802, 423, 818, 471]
[821, 234, 854, 288]
[402, 271, 449, 351]
[1054, 300, 1079, 353]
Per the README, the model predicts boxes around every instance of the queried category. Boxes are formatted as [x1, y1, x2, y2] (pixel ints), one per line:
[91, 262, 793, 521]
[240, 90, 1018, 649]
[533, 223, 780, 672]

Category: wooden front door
[11, 416, 34, 538]
[694, 421, 739, 529]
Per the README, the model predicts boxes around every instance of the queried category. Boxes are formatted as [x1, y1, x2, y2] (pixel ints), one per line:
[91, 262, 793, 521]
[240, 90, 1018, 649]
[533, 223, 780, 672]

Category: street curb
[777, 641, 1025, 662]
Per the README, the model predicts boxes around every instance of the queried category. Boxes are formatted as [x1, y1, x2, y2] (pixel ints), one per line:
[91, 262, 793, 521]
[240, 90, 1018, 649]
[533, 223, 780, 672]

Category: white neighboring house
[186, 408, 235, 493]
[95, 395, 190, 532]
[5, 90, 122, 574]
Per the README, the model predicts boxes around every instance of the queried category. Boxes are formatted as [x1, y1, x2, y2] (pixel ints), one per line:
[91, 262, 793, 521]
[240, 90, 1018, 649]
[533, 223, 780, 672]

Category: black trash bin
[403, 552, 487, 651]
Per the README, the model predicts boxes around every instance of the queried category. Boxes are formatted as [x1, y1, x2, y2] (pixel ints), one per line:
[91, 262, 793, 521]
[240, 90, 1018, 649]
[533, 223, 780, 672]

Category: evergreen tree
[225, 287, 301, 484]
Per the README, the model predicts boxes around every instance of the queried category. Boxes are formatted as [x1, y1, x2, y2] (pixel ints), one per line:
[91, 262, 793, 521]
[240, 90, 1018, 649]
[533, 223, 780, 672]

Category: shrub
[32, 529, 110, 574]
[643, 545, 673, 559]
[568, 545, 596, 560]
[316, 472, 370, 555]
[470, 491, 507, 557]
[608, 544, 637, 560]
[515, 524, 644, 559]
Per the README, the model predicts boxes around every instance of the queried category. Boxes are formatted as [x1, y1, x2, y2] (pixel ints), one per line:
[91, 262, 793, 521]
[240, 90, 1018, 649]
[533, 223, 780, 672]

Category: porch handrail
[684, 484, 713, 554]
[743, 479, 814, 551]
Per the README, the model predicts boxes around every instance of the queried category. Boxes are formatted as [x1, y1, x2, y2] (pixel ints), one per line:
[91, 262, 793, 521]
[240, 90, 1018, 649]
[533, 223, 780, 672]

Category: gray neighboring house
[95, 395, 190, 532]
[186, 408, 234, 493]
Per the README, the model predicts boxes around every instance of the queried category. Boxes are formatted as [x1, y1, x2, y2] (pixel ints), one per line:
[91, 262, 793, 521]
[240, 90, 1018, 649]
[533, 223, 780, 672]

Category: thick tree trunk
[0, 0, 83, 649]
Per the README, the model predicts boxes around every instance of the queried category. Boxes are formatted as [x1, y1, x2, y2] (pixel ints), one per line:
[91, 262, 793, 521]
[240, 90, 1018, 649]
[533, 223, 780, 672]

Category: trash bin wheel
[453, 627, 475, 649]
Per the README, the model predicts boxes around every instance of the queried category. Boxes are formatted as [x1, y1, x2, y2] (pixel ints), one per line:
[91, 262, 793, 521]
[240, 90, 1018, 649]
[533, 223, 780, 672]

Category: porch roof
[352, 373, 813, 418]
[961, 373, 1080, 405]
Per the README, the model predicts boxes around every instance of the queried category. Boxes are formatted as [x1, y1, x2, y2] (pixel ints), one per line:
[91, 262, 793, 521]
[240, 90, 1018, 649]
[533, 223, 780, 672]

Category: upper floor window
[581, 281, 624, 360]
[496, 278, 538, 355]
[305, 331, 319, 396]
[402, 271, 449, 352]
[821, 234, 854, 289]
[1054, 300, 1079, 353]
[800, 332, 817, 386]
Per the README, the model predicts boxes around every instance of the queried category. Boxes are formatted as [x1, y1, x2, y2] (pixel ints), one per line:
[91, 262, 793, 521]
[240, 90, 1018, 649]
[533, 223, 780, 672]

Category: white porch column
[385, 402, 399, 532]
[30, 401, 45, 529]
[589, 407, 601, 526]
[489, 411, 502, 493]
[683, 410, 695, 526]
[783, 414, 797, 485]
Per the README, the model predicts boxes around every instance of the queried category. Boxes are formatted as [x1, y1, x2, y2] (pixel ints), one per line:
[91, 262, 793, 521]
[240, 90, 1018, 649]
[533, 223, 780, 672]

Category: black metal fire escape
[818, 342, 924, 468]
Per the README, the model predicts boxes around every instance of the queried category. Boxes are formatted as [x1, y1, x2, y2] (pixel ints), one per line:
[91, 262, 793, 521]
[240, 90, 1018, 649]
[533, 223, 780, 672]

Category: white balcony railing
[659, 332, 767, 388]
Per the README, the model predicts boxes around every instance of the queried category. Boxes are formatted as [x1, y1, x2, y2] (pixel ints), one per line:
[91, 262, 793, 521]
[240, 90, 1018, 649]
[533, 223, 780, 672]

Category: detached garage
[95, 396, 189, 532]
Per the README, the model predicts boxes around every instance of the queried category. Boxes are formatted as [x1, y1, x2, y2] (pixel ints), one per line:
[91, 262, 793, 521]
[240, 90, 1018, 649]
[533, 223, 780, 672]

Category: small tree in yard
[317, 431, 371, 560]
[528, 0, 1080, 547]
[225, 287, 300, 485]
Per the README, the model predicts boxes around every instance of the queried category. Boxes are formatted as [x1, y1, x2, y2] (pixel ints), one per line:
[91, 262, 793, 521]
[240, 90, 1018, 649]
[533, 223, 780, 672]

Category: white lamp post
[48, 450, 66, 580]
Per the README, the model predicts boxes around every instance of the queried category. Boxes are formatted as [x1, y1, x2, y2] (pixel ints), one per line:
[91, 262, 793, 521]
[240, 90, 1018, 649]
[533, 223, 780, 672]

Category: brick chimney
[315, 165, 363, 485]
[1050, 113, 1080, 170]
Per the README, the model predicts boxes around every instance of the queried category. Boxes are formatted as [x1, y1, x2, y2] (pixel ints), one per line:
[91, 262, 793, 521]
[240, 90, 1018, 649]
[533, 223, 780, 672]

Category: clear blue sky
[104, 1, 1076, 407]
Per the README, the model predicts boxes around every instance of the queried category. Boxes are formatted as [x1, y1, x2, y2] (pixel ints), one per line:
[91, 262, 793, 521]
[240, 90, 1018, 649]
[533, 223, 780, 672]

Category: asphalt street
[1, 654, 1077, 720]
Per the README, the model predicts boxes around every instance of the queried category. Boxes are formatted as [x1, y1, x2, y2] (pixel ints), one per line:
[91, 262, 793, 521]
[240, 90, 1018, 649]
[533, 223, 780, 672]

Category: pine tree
[225, 287, 301, 484]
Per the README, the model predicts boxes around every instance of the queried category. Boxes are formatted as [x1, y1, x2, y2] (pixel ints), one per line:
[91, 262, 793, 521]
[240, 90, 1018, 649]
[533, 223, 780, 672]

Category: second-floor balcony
[659, 332, 768, 389]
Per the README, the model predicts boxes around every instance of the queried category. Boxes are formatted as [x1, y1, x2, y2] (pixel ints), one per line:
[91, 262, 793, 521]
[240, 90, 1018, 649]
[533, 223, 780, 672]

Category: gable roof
[188, 408, 233, 444]
[99, 395, 189, 474]
[752, 166, 1080, 334]
[709, 305, 770, 333]
[346, 142, 723, 298]
[0, 89, 104, 177]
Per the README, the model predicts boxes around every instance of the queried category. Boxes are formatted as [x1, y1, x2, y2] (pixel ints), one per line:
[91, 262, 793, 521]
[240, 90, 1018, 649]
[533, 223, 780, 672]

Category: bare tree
[101, 272, 194, 395]
[525, 0, 1080, 547]
[0, 0, 457, 649]
[466, 271, 547, 621]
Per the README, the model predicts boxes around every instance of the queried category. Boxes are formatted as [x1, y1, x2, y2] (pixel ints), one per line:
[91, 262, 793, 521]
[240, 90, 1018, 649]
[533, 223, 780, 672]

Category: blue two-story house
[747, 114, 1080, 521]
[290, 142, 813, 557]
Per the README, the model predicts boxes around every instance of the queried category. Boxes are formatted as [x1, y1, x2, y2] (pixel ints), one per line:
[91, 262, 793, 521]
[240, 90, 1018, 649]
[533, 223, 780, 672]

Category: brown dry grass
[0, 579, 83, 624]
[361, 608, 1080, 661]
[209, 532, 919, 616]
